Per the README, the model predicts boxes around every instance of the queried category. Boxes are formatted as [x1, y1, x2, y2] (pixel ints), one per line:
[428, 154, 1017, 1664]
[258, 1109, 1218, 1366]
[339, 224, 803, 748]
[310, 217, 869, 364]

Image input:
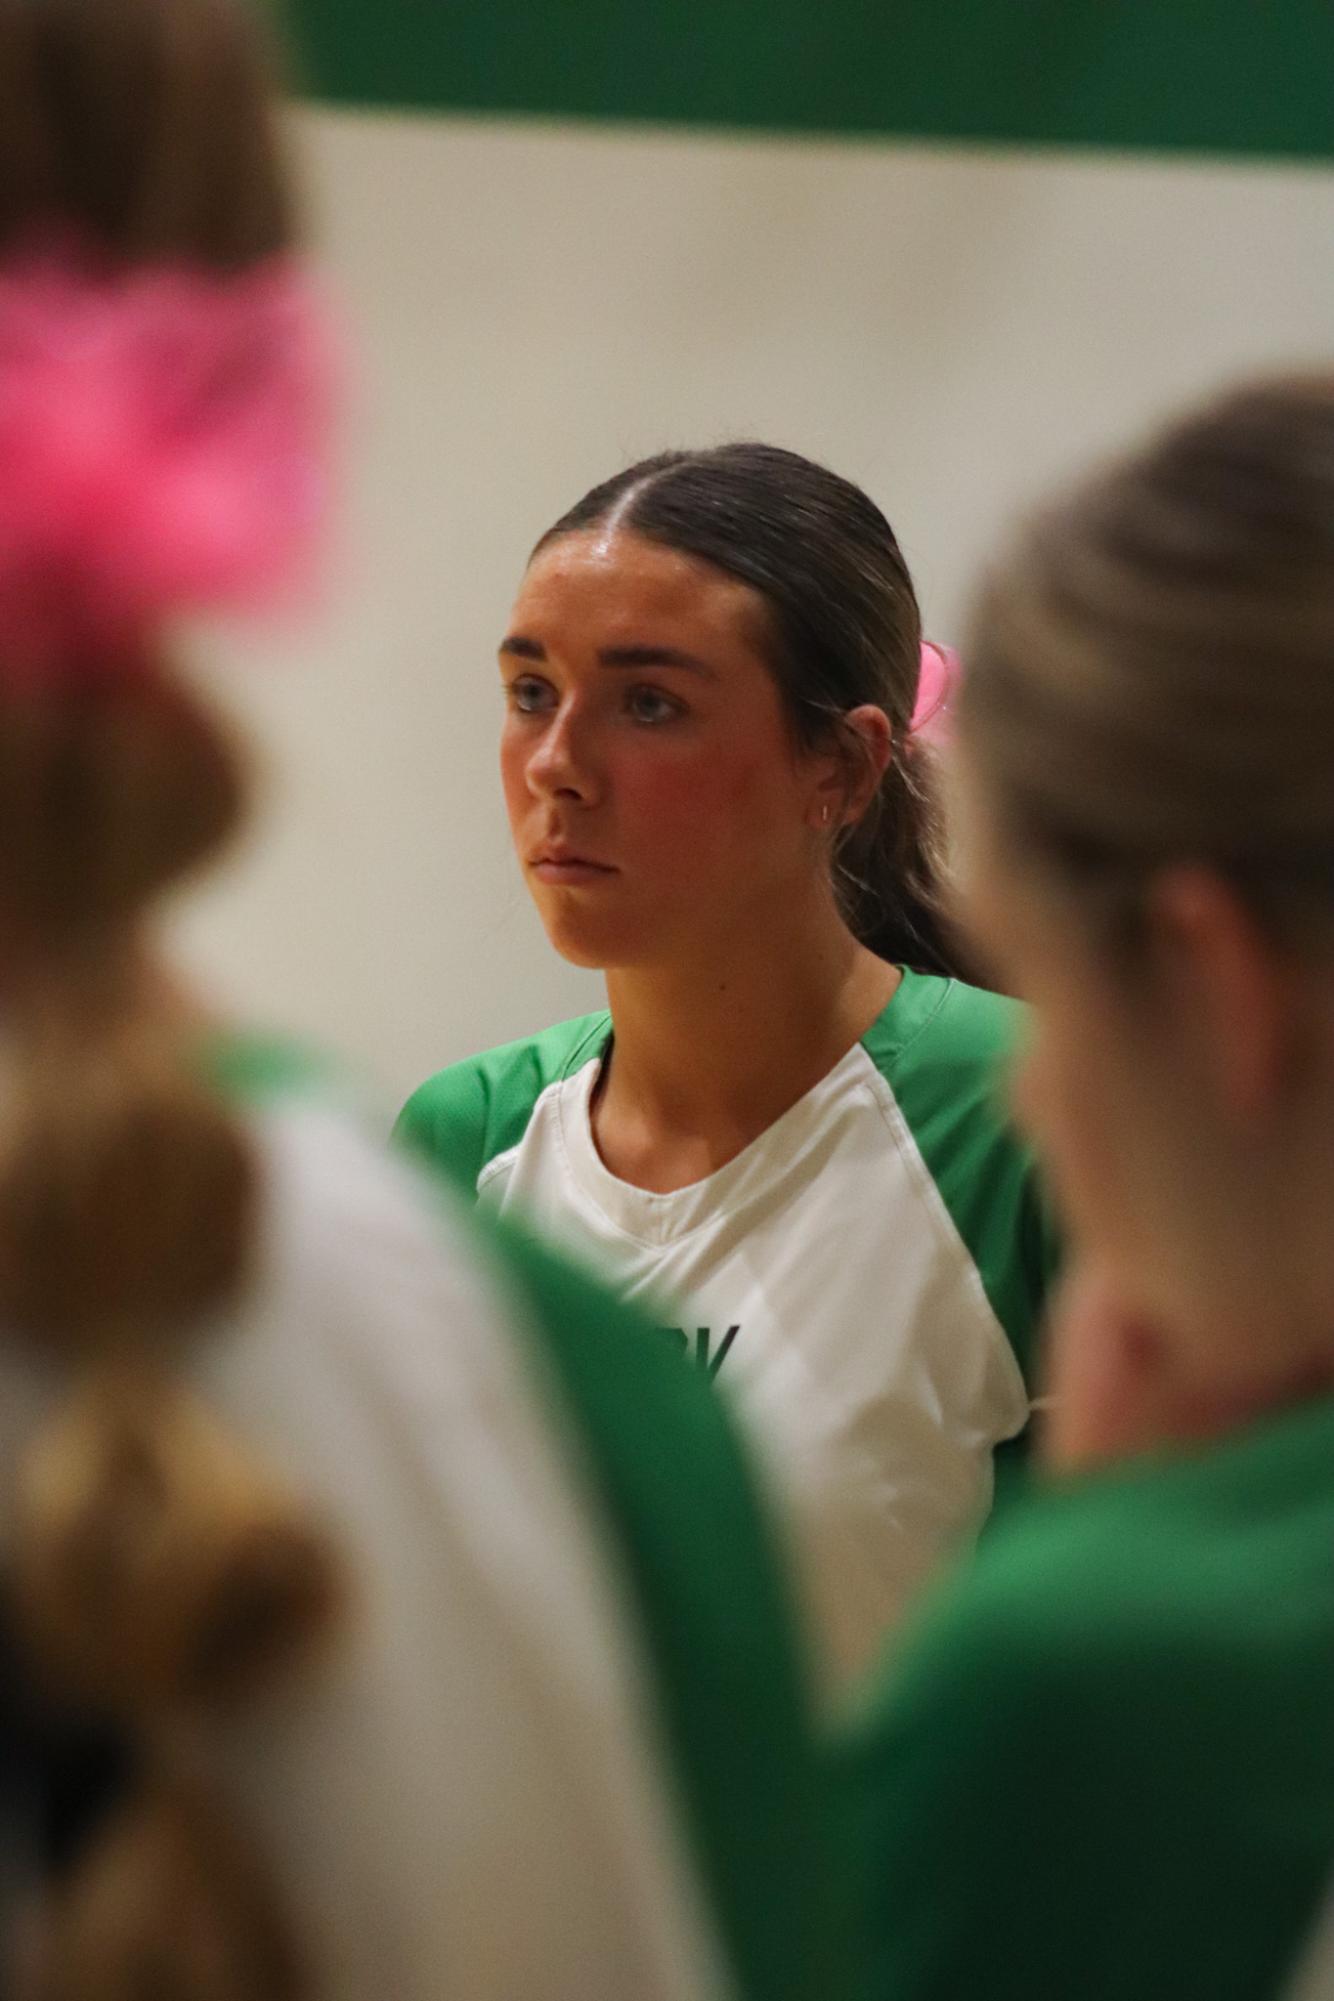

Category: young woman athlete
[844, 373, 1334, 1999]
[399, 448, 1057, 1693]
[0, 7, 836, 1999]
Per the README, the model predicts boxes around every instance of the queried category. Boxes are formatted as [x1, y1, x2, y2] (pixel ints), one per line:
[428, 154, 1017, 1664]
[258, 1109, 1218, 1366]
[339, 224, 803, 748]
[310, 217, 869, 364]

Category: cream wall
[170, 108, 1334, 1108]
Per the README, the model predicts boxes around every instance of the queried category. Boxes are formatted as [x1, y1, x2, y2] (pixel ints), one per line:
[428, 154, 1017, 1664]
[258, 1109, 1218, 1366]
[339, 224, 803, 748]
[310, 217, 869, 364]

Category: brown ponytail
[834, 727, 960, 978]
[0, 0, 295, 267]
[0, 2, 341, 1995]
[0, 675, 254, 1350]
[2, 677, 343, 2001]
[32, 1774, 305, 2001]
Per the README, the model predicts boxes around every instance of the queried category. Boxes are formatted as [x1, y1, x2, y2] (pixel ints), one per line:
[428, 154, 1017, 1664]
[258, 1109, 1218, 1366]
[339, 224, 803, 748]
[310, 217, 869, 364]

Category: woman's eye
[626, 685, 682, 726]
[506, 674, 555, 715]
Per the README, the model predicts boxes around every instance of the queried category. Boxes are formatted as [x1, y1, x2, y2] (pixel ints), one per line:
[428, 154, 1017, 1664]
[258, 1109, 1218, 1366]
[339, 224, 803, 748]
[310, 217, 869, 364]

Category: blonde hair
[960, 372, 1334, 946]
[0, 3, 341, 1995]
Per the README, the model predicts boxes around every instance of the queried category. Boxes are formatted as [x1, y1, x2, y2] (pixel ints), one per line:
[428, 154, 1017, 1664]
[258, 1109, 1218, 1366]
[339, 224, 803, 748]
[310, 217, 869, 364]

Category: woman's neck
[595, 903, 901, 1193]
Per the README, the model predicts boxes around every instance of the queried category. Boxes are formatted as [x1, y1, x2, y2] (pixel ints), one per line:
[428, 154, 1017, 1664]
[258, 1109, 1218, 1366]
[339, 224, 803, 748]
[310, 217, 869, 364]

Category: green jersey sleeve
[395, 1012, 610, 1194]
[867, 973, 1061, 1390]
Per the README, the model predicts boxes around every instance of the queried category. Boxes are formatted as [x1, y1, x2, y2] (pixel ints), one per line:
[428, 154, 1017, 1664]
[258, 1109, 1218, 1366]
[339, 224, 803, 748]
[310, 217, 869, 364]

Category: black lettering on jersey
[657, 1325, 741, 1378]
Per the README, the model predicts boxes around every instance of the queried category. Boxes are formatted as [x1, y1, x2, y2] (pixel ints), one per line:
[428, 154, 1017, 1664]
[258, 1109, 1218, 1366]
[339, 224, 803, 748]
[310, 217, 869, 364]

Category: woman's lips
[531, 854, 618, 885]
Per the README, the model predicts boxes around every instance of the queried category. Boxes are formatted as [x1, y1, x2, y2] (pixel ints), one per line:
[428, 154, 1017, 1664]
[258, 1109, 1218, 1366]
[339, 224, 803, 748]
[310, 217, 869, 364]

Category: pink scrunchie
[913, 640, 958, 743]
[0, 250, 334, 674]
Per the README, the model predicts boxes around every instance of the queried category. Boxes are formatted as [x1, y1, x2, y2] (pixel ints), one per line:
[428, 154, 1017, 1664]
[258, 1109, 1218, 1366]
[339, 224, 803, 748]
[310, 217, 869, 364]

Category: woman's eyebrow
[498, 637, 720, 679]
[597, 645, 719, 679]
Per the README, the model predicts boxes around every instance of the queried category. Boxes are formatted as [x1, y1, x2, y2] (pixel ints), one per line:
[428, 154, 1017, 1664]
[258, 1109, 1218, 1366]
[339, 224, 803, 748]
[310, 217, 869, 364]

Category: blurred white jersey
[0, 1099, 731, 2001]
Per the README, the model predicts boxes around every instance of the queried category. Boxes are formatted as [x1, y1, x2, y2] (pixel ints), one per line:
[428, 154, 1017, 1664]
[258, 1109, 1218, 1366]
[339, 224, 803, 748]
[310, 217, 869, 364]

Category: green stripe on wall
[286, 1, 1334, 163]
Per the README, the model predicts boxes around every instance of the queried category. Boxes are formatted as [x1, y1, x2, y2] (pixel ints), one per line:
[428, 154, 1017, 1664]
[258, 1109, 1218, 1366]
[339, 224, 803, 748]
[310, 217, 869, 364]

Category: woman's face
[499, 529, 830, 971]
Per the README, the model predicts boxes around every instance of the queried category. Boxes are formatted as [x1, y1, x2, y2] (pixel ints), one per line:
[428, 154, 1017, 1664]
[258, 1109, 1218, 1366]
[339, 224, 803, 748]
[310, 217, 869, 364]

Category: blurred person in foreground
[844, 373, 1334, 2000]
[0, 4, 838, 1998]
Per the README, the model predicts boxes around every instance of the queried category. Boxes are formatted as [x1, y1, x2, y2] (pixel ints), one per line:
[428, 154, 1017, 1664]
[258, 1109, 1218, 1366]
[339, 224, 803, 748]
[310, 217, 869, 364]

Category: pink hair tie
[913, 641, 959, 743]
[0, 249, 335, 676]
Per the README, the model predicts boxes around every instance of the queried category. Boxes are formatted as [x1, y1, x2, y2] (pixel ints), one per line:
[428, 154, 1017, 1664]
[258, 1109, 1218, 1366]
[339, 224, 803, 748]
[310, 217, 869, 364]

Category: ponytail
[32, 1774, 305, 2001]
[835, 727, 967, 979]
[0, 675, 253, 1349]
[3, 667, 342, 2001]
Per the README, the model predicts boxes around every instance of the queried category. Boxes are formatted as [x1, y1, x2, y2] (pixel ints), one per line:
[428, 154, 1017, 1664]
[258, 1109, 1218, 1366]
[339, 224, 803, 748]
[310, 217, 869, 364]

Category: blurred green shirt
[840, 1395, 1334, 2000]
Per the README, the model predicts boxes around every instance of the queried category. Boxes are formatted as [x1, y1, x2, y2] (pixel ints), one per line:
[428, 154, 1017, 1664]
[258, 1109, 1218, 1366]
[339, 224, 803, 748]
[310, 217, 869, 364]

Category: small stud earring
[820, 804, 832, 828]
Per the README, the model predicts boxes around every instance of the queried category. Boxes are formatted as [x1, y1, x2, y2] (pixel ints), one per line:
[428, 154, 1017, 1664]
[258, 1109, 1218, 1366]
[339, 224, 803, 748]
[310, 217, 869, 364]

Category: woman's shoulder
[844, 1409, 1334, 1998]
[219, 1093, 840, 2001]
[0, 1077, 835, 2001]
[863, 972, 1057, 1380]
[200, 1027, 337, 1103]
[900, 1401, 1334, 1678]
[858, 968, 1031, 1176]
[862, 969, 1024, 1084]
[395, 1012, 611, 1194]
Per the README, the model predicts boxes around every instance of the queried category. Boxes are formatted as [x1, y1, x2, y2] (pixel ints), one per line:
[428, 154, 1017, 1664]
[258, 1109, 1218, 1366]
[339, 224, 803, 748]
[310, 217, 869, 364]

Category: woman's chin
[551, 939, 613, 972]
[537, 912, 619, 972]
[541, 915, 666, 974]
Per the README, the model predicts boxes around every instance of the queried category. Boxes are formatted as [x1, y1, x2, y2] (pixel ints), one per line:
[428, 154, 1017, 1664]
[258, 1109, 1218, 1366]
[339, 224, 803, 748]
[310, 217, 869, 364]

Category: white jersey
[0, 1088, 826, 2001]
[399, 971, 1055, 1694]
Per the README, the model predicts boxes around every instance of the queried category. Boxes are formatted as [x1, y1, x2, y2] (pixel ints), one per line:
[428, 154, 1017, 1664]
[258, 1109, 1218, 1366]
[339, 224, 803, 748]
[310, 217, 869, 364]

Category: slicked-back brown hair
[961, 372, 1334, 951]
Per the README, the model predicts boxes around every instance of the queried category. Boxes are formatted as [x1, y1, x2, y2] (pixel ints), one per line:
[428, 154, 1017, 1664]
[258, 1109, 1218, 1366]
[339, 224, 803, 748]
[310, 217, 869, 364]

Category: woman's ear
[1144, 866, 1297, 1126]
[813, 705, 892, 829]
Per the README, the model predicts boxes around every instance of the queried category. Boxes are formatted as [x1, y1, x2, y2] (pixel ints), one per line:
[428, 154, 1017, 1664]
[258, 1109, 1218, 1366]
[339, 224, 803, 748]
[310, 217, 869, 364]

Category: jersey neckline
[553, 968, 949, 1247]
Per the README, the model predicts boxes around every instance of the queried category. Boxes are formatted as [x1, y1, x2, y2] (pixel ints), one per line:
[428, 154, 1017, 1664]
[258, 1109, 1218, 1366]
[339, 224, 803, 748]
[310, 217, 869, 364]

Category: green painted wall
[286, 1, 1334, 162]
